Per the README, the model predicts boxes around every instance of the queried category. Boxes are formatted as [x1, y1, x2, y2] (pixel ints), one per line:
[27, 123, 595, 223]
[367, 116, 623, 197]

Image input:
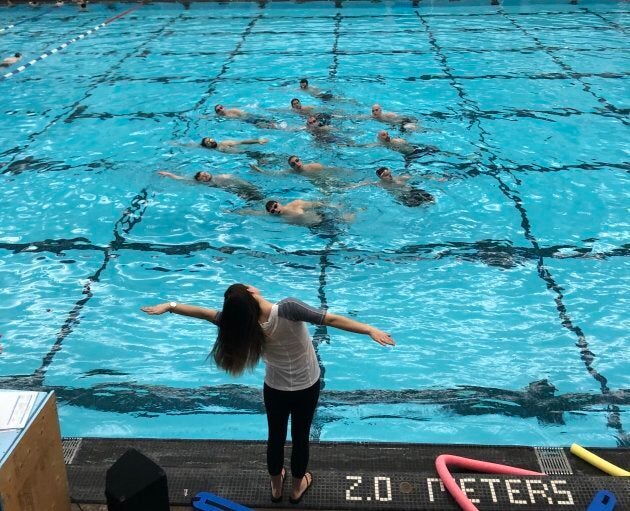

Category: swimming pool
[0, 0, 628, 448]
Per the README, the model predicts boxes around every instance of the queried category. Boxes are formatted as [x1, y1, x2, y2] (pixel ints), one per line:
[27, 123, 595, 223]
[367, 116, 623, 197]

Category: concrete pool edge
[65, 438, 629, 510]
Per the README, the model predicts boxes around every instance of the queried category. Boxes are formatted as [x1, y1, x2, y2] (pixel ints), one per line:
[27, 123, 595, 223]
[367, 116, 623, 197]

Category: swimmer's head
[265, 200, 281, 215]
[306, 116, 319, 128]
[288, 155, 303, 171]
[377, 130, 390, 143]
[371, 104, 382, 117]
[299, 78, 308, 89]
[201, 137, 218, 149]
[194, 171, 212, 182]
[290, 98, 301, 110]
[214, 104, 225, 115]
[14, 53, 21, 58]
[376, 167, 392, 181]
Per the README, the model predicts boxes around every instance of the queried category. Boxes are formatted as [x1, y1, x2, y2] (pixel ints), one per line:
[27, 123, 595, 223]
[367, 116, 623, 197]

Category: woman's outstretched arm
[141, 302, 219, 323]
[323, 313, 395, 346]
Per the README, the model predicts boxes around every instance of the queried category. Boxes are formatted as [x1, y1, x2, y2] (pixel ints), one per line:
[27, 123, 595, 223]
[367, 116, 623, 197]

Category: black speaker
[105, 448, 169, 511]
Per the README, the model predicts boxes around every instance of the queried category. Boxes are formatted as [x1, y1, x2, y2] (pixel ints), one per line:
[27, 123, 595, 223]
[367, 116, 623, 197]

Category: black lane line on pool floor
[0, 10, 186, 174]
[27, 12, 190, 380]
[171, 10, 265, 149]
[5, 375, 626, 426]
[582, 7, 628, 32]
[498, 7, 627, 444]
[185, 11, 265, 125]
[500, 9, 629, 126]
[310, 11, 344, 440]
[2, 237, 629, 269]
[415, 10, 627, 445]
[32, 190, 149, 384]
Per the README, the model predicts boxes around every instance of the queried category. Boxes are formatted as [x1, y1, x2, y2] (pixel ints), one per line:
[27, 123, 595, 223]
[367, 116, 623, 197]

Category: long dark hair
[211, 284, 265, 376]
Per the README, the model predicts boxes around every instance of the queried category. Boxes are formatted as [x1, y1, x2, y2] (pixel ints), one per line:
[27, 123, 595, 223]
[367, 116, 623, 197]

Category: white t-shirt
[215, 298, 326, 391]
[261, 298, 326, 391]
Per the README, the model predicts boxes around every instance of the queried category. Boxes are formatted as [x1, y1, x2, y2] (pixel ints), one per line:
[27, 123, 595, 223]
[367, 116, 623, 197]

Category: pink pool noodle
[435, 454, 544, 511]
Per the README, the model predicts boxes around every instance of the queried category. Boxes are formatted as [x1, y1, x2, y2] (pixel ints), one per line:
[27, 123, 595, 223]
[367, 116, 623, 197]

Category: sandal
[270, 467, 285, 503]
[289, 472, 313, 504]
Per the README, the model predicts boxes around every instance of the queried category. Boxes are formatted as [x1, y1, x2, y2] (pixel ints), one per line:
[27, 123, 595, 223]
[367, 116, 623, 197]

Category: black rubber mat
[65, 438, 629, 510]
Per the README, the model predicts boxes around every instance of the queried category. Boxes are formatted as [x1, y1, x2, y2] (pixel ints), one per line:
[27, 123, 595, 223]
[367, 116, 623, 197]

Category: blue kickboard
[192, 491, 253, 511]
[587, 490, 617, 511]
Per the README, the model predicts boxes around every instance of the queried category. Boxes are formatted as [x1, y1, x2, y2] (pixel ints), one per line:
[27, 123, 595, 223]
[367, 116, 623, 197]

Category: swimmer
[371, 104, 418, 131]
[263, 198, 357, 230]
[214, 104, 247, 118]
[0, 53, 22, 68]
[306, 116, 353, 146]
[157, 170, 264, 203]
[348, 167, 434, 207]
[290, 98, 316, 116]
[201, 137, 268, 153]
[375, 167, 412, 186]
[214, 104, 277, 129]
[375, 167, 434, 206]
[306, 115, 333, 132]
[299, 78, 334, 100]
[376, 130, 438, 159]
[250, 155, 334, 175]
[237, 199, 322, 226]
[264, 199, 355, 227]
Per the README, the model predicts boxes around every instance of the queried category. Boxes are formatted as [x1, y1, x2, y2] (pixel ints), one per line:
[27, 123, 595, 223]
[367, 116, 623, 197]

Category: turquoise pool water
[0, 1, 628, 447]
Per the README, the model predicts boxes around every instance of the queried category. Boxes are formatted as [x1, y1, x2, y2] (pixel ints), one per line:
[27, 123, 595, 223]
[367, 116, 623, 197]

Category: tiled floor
[66, 438, 629, 510]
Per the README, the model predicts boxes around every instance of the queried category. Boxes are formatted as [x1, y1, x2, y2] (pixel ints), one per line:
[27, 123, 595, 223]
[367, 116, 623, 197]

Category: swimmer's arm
[421, 173, 449, 182]
[141, 303, 219, 323]
[233, 208, 268, 217]
[323, 313, 395, 346]
[168, 141, 200, 147]
[345, 180, 374, 190]
[281, 125, 307, 132]
[157, 170, 187, 180]
[249, 163, 288, 175]
[237, 138, 269, 146]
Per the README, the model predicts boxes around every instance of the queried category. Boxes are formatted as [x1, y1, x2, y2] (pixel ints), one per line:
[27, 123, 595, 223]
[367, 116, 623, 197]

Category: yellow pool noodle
[570, 443, 630, 477]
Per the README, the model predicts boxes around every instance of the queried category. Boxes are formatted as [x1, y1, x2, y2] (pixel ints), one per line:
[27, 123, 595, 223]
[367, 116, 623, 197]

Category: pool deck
[65, 438, 629, 510]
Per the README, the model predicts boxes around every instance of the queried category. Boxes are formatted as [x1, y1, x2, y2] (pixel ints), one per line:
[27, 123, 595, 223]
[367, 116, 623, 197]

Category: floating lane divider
[570, 443, 630, 477]
[1, 4, 143, 82]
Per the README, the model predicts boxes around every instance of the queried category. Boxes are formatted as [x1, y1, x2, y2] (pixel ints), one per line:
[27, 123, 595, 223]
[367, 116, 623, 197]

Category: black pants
[263, 379, 321, 479]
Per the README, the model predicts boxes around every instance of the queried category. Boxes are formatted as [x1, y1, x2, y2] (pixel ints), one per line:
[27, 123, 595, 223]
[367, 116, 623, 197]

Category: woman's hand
[369, 328, 395, 346]
[140, 303, 171, 315]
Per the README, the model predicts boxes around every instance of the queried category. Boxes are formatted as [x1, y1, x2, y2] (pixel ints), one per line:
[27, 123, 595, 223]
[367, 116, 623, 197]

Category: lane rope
[1, 4, 142, 81]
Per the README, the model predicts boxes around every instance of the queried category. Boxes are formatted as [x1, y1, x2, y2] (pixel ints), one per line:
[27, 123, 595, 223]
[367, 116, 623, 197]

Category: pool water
[0, 1, 628, 447]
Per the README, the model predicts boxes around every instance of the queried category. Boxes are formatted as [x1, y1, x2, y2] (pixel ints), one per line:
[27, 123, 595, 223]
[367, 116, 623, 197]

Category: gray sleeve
[277, 298, 326, 325]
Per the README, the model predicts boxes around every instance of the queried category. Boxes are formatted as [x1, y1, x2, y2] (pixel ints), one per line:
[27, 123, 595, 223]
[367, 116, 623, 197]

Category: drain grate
[534, 446, 573, 475]
[62, 437, 83, 465]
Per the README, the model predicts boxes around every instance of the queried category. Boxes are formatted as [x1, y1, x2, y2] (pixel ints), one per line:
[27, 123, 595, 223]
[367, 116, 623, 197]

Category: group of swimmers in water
[159, 78, 442, 226]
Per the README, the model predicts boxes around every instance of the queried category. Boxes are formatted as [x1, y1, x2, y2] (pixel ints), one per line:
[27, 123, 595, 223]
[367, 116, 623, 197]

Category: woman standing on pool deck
[141, 283, 395, 504]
